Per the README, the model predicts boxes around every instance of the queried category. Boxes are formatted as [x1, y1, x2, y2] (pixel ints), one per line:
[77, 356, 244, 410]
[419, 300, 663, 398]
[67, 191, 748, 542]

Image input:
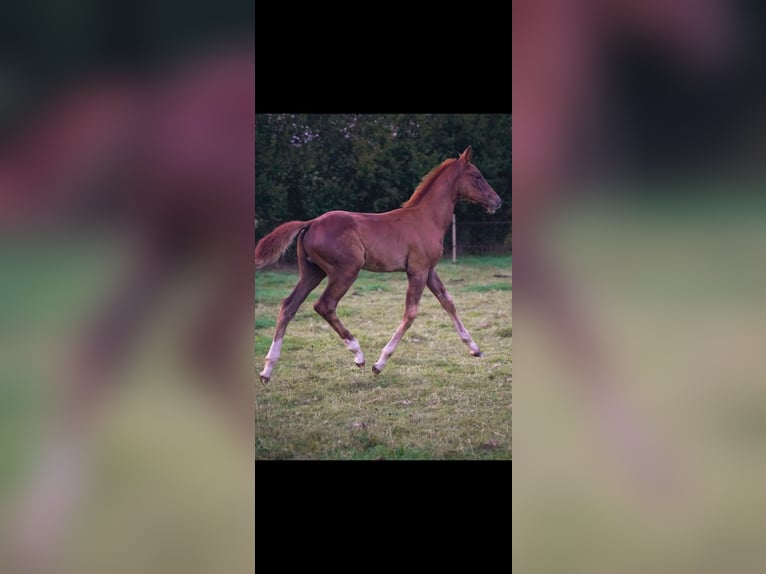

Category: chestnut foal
[254, 146, 503, 384]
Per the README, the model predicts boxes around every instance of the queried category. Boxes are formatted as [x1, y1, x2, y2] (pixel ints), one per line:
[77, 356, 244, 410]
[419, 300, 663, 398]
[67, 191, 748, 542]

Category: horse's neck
[412, 172, 458, 232]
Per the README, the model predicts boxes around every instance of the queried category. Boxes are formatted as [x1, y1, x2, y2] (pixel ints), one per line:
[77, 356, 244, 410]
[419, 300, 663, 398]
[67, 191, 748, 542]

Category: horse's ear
[458, 145, 473, 166]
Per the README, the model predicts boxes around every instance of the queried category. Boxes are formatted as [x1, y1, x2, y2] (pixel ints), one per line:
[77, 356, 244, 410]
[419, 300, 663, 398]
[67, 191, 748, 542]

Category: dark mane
[401, 158, 457, 208]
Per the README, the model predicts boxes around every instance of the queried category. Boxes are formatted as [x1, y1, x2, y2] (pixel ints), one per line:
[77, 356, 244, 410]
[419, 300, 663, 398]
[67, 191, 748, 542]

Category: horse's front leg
[372, 270, 428, 374]
[426, 268, 483, 357]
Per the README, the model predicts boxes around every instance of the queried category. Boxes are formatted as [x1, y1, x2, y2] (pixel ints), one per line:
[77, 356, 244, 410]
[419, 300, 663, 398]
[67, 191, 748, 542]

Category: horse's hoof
[471, 350, 483, 358]
[356, 361, 365, 369]
[372, 364, 382, 375]
[260, 374, 270, 385]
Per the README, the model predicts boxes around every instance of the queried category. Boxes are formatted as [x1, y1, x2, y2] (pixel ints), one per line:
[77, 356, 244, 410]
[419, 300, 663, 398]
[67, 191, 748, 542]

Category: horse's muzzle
[485, 198, 502, 214]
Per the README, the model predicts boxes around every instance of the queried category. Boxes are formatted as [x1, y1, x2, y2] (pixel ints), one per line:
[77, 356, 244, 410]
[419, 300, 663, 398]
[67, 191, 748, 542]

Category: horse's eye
[474, 174, 481, 180]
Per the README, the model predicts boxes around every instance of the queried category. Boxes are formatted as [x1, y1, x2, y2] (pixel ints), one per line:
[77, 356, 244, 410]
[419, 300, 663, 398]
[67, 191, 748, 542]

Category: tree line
[255, 114, 512, 253]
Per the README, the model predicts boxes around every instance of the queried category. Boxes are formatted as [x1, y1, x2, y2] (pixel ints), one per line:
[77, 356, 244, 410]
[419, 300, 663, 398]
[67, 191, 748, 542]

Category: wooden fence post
[452, 213, 457, 264]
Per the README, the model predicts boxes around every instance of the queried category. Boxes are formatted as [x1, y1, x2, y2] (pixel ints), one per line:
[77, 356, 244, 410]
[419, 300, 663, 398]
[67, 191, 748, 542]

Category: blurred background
[0, 1, 253, 573]
[11, 0, 766, 568]
[513, 0, 766, 572]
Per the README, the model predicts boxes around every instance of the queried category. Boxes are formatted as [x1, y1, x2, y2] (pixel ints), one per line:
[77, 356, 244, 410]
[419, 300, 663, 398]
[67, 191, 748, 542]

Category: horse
[254, 146, 502, 384]
[0, 45, 255, 574]
[512, 0, 737, 494]
[0, 45, 255, 423]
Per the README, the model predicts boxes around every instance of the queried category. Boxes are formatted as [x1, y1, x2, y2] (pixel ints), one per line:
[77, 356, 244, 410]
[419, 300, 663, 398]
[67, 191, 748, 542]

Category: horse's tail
[254, 220, 309, 269]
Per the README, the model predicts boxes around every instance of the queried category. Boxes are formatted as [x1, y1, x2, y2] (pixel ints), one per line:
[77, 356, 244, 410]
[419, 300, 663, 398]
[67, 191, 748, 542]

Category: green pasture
[254, 254, 513, 460]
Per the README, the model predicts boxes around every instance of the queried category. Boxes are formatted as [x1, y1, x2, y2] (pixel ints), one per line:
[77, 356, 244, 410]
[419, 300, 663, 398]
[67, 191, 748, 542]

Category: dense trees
[255, 114, 512, 253]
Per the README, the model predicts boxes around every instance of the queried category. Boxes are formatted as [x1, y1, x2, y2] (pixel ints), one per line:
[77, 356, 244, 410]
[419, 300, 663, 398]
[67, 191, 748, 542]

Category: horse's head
[454, 146, 503, 214]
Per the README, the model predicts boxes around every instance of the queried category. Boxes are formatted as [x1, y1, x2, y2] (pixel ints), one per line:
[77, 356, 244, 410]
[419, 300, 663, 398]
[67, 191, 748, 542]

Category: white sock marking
[343, 337, 365, 365]
[261, 338, 283, 380]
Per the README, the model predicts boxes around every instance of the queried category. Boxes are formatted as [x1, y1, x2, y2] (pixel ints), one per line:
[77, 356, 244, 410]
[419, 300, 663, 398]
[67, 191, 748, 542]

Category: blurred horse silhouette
[1, 44, 254, 418]
[513, 0, 737, 491]
[0, 44, 254, 572]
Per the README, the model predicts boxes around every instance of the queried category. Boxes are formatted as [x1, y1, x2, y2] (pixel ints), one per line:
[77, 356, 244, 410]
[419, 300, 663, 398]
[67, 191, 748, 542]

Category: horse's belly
[361, 253, 406, 273]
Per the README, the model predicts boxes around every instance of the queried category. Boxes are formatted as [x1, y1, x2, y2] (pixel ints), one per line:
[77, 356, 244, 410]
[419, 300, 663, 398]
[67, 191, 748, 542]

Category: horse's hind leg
[259, 260, 325, 384]
[426, 269, 483, 357]
[312, 270, 366, 369]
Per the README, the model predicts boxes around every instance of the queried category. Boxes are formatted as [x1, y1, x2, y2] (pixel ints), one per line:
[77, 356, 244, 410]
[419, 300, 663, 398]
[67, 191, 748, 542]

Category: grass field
[513, 199, 766, 573]
[254, 254, 512, 460]
[0, 238, 254, 574]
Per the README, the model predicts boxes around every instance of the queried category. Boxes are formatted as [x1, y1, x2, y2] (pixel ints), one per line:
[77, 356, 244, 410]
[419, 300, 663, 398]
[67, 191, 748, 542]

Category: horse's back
[303, 210, 410, 273]
[309, 210, 361, 237]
